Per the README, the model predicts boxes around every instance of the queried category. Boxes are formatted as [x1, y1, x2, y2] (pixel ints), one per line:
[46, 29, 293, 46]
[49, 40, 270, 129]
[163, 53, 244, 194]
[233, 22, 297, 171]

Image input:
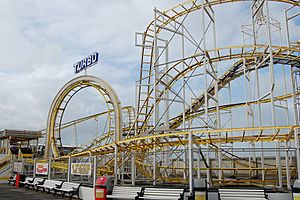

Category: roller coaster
[41, 0, 300, 192]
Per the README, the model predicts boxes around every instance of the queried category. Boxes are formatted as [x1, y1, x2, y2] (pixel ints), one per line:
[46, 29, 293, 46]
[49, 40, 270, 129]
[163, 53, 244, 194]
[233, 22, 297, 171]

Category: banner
[36, 163, 48, 175]
[71, 163, 91, 176]
[13, 162, 22, 173]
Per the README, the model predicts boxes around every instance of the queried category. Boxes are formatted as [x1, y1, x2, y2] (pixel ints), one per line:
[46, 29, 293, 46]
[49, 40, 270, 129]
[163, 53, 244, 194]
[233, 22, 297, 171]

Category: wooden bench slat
[139, 197, 180, 200]
[143, 192, 182, 196]
[219, 188, 267, 200]
[107, 186, 142, 200]
[140, 187, 184, 200]
[144, 194, 182, 197]
[145, 188, 184, 191]
[221, 198, 266, 200]
[220, 195, 266, 197]
[220, 192, 265, 196]
[107, 195, 138, 198]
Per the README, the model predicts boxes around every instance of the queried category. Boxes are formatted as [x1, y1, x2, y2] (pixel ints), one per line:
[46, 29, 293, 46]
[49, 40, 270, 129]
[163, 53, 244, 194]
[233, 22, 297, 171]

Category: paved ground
[0, 183, 70, 200]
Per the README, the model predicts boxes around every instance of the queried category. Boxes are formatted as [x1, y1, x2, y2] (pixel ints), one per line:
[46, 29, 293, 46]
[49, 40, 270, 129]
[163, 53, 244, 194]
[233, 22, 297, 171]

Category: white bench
[26, 177, 45, 189]
[7, 174, 16, 185]
[36, 179, 63, 193]
[20, 177, 34, 186]
[106, 186, 142, 199]
[53, 182, 81, 199]
[138, 188, 184, 200]
[219, 189, 268, 200]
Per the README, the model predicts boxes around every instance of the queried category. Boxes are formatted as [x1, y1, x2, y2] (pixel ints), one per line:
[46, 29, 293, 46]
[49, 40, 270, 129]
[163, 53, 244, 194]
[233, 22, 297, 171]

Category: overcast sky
[0, 0, 298, 145]
[0, 0, 180, 130]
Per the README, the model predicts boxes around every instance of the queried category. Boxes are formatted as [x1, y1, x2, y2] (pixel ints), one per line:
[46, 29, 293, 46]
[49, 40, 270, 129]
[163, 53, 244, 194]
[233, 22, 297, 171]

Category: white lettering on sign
[74, 52, 99, 74]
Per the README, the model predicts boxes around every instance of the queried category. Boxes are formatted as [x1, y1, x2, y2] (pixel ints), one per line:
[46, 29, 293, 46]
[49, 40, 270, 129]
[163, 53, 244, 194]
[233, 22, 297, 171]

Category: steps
[0, 163, 12, 179]
[0, 155, 12, 179]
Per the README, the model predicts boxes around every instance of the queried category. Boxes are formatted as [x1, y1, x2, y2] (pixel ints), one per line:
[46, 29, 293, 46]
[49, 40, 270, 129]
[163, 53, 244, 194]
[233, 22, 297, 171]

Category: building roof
[0, 129, 43, 143]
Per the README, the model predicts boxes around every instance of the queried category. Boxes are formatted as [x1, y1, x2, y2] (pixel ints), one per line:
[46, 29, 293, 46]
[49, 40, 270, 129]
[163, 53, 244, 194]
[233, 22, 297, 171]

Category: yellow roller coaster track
[41, 0, 300, 188]
[136, 44, 300, 132]
[67, 90, 297, 157]
[136, 0, 300, 134]
[45, 75, 122, 158]
[66, 125, 300, 157]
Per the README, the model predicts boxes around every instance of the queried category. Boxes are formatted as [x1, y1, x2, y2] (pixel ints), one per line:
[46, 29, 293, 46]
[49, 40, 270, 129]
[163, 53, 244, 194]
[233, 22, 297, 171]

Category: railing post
[67, 156, 71, 182]
[33, 158, 36, 178]
[93, 156, 97, 188]
[48, 158, 51, 180]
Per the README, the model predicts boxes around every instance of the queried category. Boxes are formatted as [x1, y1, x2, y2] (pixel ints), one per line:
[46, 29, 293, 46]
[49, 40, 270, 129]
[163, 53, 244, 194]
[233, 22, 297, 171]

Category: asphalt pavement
[0, 183, 70, 200]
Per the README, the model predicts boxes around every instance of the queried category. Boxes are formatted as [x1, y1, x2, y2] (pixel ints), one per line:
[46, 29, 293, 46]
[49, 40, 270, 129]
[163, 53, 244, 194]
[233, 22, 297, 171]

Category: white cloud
[0, 0, 178, 135]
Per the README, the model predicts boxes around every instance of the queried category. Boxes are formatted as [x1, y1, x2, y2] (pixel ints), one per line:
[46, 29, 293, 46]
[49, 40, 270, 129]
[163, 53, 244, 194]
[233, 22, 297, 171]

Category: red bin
[95, 176, 114, 200]
[15, 173, 20, 188]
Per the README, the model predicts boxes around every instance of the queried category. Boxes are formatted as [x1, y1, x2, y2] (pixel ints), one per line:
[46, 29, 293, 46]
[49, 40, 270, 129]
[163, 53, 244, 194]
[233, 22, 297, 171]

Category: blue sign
[74, 52, 99, 74]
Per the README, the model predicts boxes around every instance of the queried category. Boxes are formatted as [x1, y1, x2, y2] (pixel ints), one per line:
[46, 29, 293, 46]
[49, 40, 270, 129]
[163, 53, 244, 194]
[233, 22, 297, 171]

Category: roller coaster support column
[68, 156, 71, 182]
[131, 151, 136, 186]
[254, 58, 265, 181]
[202, 0, 209, 184]
[153, 7, 159, 185]
[133, 81, 138, 186]
[48, 158, 51, 180]
[188, 132, 194, 196]
[182, 23, 188, 181]
[162, 39, 169, 130]
[201, 0, 212, 185]
[264, 0, 282, 188]
[243, 57, 256, 172]
[93, 156, 97, 189]
[163, 40, 170, 169]
[285, 142, 291, 189]
[285, 5, 300, 180]
[33, 158, 36, 178]
[202, 0, 221, 182]
[296, 128, 300, 177]
[292, 65, 300, 179]
[282, 55, 292, 188]
[114, 144, 118, 185]
[121, 153, 125, 184]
